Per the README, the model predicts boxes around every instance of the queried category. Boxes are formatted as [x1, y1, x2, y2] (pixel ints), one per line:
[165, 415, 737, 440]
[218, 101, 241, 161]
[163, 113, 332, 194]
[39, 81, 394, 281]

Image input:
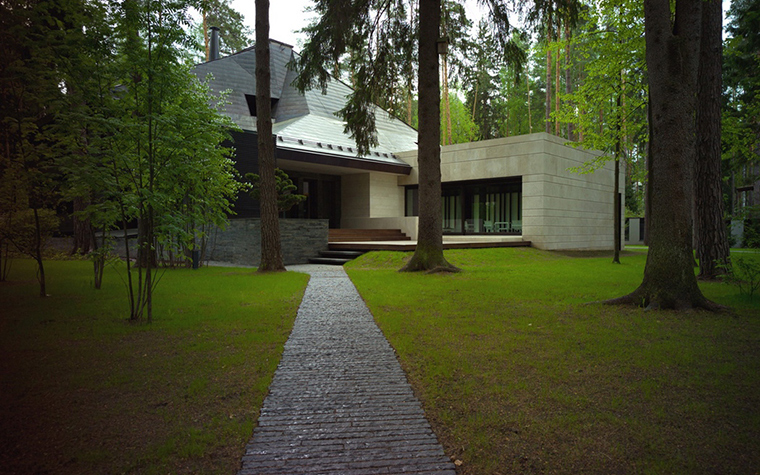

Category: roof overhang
[276, 145, 412, 175]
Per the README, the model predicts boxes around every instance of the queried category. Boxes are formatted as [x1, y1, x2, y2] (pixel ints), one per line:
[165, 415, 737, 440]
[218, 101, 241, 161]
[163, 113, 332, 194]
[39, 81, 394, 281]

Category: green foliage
[722, 0, 760, 210]
[744, 219, 760, 249]
[197, 0, 253, 58]
[0, 208, 59, 259]
[245, 168, 306, 212]
[461, 21, 508, 140]
[293, 0, 416, 156]
[294, 0, 524, 155]
[441, 93, 479, 144]
[625, 179, 643, 216]
[554, 0, 647, 174]
[723, 256, 760, 298]
[41, 0, 243, 316]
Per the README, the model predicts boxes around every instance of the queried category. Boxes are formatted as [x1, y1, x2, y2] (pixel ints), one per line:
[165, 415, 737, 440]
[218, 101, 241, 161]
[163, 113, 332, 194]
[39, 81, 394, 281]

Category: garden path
[237, 264, 455, 474]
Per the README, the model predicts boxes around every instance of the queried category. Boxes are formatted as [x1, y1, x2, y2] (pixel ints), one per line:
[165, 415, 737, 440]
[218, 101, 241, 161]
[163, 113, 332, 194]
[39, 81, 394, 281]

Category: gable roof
[191, 40, 418, 173]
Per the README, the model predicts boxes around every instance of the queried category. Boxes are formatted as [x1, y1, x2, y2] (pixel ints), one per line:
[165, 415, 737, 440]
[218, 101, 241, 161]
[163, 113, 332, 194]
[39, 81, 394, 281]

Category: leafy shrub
[722, 256, 760, 298]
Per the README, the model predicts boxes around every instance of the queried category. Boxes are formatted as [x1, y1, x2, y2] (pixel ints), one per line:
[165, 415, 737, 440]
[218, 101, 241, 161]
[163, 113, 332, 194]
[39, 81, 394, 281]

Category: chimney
[209, 26, 220, 61]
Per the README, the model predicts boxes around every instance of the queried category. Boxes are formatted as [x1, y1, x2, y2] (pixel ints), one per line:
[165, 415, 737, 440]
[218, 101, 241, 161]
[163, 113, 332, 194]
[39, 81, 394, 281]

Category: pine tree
[607, 0, 719, 310]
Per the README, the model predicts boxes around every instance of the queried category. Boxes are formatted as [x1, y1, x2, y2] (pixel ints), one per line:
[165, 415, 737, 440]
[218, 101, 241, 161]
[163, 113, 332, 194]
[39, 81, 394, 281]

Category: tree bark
[606, 0, 719, 310]
[554, 31, 560, 136]
[401, 0, 457, 273]
[695, 0, 730, 279]
[526, 73, 532, 133]
[71, 195, 92, 254]
[256, 0, 285, 272]
[613, 102, 621, 264]
[442, 53, 452, 145]
[565, 21, 573, 140]
[545, 20, 552, 134]
[33, 208, 47, 298]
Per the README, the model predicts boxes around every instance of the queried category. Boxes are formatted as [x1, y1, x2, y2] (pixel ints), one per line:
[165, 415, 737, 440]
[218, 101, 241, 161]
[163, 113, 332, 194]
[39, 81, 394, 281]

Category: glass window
[405, 187, 419, 217]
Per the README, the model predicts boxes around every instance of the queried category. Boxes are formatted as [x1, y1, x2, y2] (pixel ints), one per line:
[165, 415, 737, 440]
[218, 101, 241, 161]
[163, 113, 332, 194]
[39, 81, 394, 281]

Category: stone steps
[308, 249, 365, 266]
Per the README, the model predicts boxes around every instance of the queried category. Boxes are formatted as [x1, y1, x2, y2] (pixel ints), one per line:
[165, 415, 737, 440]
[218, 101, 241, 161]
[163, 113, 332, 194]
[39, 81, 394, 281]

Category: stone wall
[205, 218, 328, 267]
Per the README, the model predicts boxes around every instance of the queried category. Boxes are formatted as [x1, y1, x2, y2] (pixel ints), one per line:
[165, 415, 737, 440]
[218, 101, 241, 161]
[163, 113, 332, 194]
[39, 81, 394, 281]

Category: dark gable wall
[226, 129, 260, 218]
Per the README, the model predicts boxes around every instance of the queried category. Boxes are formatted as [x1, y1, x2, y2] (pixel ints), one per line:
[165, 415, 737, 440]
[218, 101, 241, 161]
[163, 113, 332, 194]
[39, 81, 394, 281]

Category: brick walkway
[238, 265, 456, 475]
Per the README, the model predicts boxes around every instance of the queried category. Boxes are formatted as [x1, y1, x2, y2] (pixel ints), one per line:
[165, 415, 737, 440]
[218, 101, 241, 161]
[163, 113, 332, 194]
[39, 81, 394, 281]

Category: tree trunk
[442, 53, 452, 145]
[401, 0, 457, 273]
[695, 0, 730, 280]
[71, 195, 92, 254]
[256, 0, 285, 272]
[644, 100, 651, 245]
[203, 11, 209, 61]
[33, 208, 47, 298]
[606, 0, 718, 310]
[545, 21, 552, 134]
[613, 99, 622, 264]
[526, 74, 532, 133]
[554, 31, 560, 136]
[565, 21, 573, 140]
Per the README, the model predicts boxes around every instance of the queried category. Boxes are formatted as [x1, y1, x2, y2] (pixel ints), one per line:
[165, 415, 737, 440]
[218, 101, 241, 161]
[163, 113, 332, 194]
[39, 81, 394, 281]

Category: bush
[723, 256, 760, 298]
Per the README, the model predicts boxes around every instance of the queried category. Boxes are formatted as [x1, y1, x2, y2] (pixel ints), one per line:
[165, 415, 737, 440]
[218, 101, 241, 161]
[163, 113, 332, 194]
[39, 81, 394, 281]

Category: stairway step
[319, 250, 365, 258]
[308, 257, 352, 266]
[328, 228, 410, 242]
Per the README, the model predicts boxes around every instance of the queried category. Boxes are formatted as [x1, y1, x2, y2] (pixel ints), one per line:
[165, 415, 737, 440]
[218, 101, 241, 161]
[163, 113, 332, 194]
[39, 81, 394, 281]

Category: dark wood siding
[226, 130, 260, 218]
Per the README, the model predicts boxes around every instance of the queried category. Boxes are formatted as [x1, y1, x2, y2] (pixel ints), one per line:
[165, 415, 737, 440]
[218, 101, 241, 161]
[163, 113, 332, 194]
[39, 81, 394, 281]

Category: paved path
[238, 265, 456, 475]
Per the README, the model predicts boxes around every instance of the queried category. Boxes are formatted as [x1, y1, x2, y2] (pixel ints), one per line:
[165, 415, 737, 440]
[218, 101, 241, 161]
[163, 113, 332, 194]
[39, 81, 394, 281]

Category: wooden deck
[328, 232, 531, 252]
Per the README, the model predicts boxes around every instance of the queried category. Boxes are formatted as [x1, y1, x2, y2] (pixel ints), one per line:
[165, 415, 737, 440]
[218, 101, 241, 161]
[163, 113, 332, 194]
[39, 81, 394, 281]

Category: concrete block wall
[397, 132, 625, 251]
[340, 173, 370, 219]
[526, 135, 623, 250]
[206, 218, 328, 267]
[341, 171, 406, 225]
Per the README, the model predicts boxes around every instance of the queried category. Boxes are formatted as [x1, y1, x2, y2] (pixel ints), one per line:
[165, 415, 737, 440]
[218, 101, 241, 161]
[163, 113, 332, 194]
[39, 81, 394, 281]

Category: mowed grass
[0, 259, 308, 474]
[345, 248, 760, 474]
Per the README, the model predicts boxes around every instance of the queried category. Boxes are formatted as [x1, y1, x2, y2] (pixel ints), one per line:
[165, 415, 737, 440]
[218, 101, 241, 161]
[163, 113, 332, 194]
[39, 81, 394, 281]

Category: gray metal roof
[191, 40, 418, 169]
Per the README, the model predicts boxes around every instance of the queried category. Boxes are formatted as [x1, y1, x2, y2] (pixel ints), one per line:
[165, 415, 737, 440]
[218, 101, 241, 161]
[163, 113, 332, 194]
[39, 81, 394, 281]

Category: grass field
[0, 259, 308, 474]
[346, 248, 760, 474]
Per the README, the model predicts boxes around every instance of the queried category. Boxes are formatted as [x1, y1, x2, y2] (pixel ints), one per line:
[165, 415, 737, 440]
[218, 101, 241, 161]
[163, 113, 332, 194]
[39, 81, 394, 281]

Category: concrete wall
[341, 171, 406, 223]
[341, 173, 370, 219]
[626, 217, 645, 245]
[397, 133, 625, 251]
[206, 218, 328, 266]
[369, 172, 405, 217]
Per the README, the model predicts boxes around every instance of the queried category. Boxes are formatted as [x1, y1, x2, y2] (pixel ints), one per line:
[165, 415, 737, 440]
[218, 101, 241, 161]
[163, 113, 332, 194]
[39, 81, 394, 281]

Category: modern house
[191, 37, 624, 265]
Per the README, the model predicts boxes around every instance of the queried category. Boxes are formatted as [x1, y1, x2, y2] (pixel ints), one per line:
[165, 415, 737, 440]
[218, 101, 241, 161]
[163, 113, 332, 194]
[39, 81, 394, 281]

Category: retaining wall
[205, 218, 329, 267]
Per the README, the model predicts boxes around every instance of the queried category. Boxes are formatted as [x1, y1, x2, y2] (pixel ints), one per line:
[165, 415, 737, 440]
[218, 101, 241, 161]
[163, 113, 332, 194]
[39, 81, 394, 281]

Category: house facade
[192, 38, 624, 264]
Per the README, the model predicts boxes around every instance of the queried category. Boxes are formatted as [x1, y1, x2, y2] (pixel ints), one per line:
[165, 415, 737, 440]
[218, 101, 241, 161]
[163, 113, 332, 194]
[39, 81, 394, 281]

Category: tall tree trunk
[444, 56, 452, 145]
[607, 0, 717, 310]
[545, 21, 552, 134]
[695, 0, 730, 279]
[527, 73, 532, 133]
[71, 195, 92, 254]
[471, 80, 478, 122]
[554, 31, 560, 136]
[565, 21, 573, 140]
[407, 0, 416, 125]
[643, 99, 651, 245]
[401, 0, 457, 273]
[256, 0, 285, 272]
[33, 208, 47, 298]
[442, 53, 452, 145]
[613, 94, 622, 264]
[203, 11, 209, 61]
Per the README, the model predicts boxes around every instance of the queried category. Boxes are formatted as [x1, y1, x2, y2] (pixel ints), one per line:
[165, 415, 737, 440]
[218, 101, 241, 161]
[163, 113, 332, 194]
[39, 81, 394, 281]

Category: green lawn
[346, 248, 760, 474]
[0, 259, 308, 474]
